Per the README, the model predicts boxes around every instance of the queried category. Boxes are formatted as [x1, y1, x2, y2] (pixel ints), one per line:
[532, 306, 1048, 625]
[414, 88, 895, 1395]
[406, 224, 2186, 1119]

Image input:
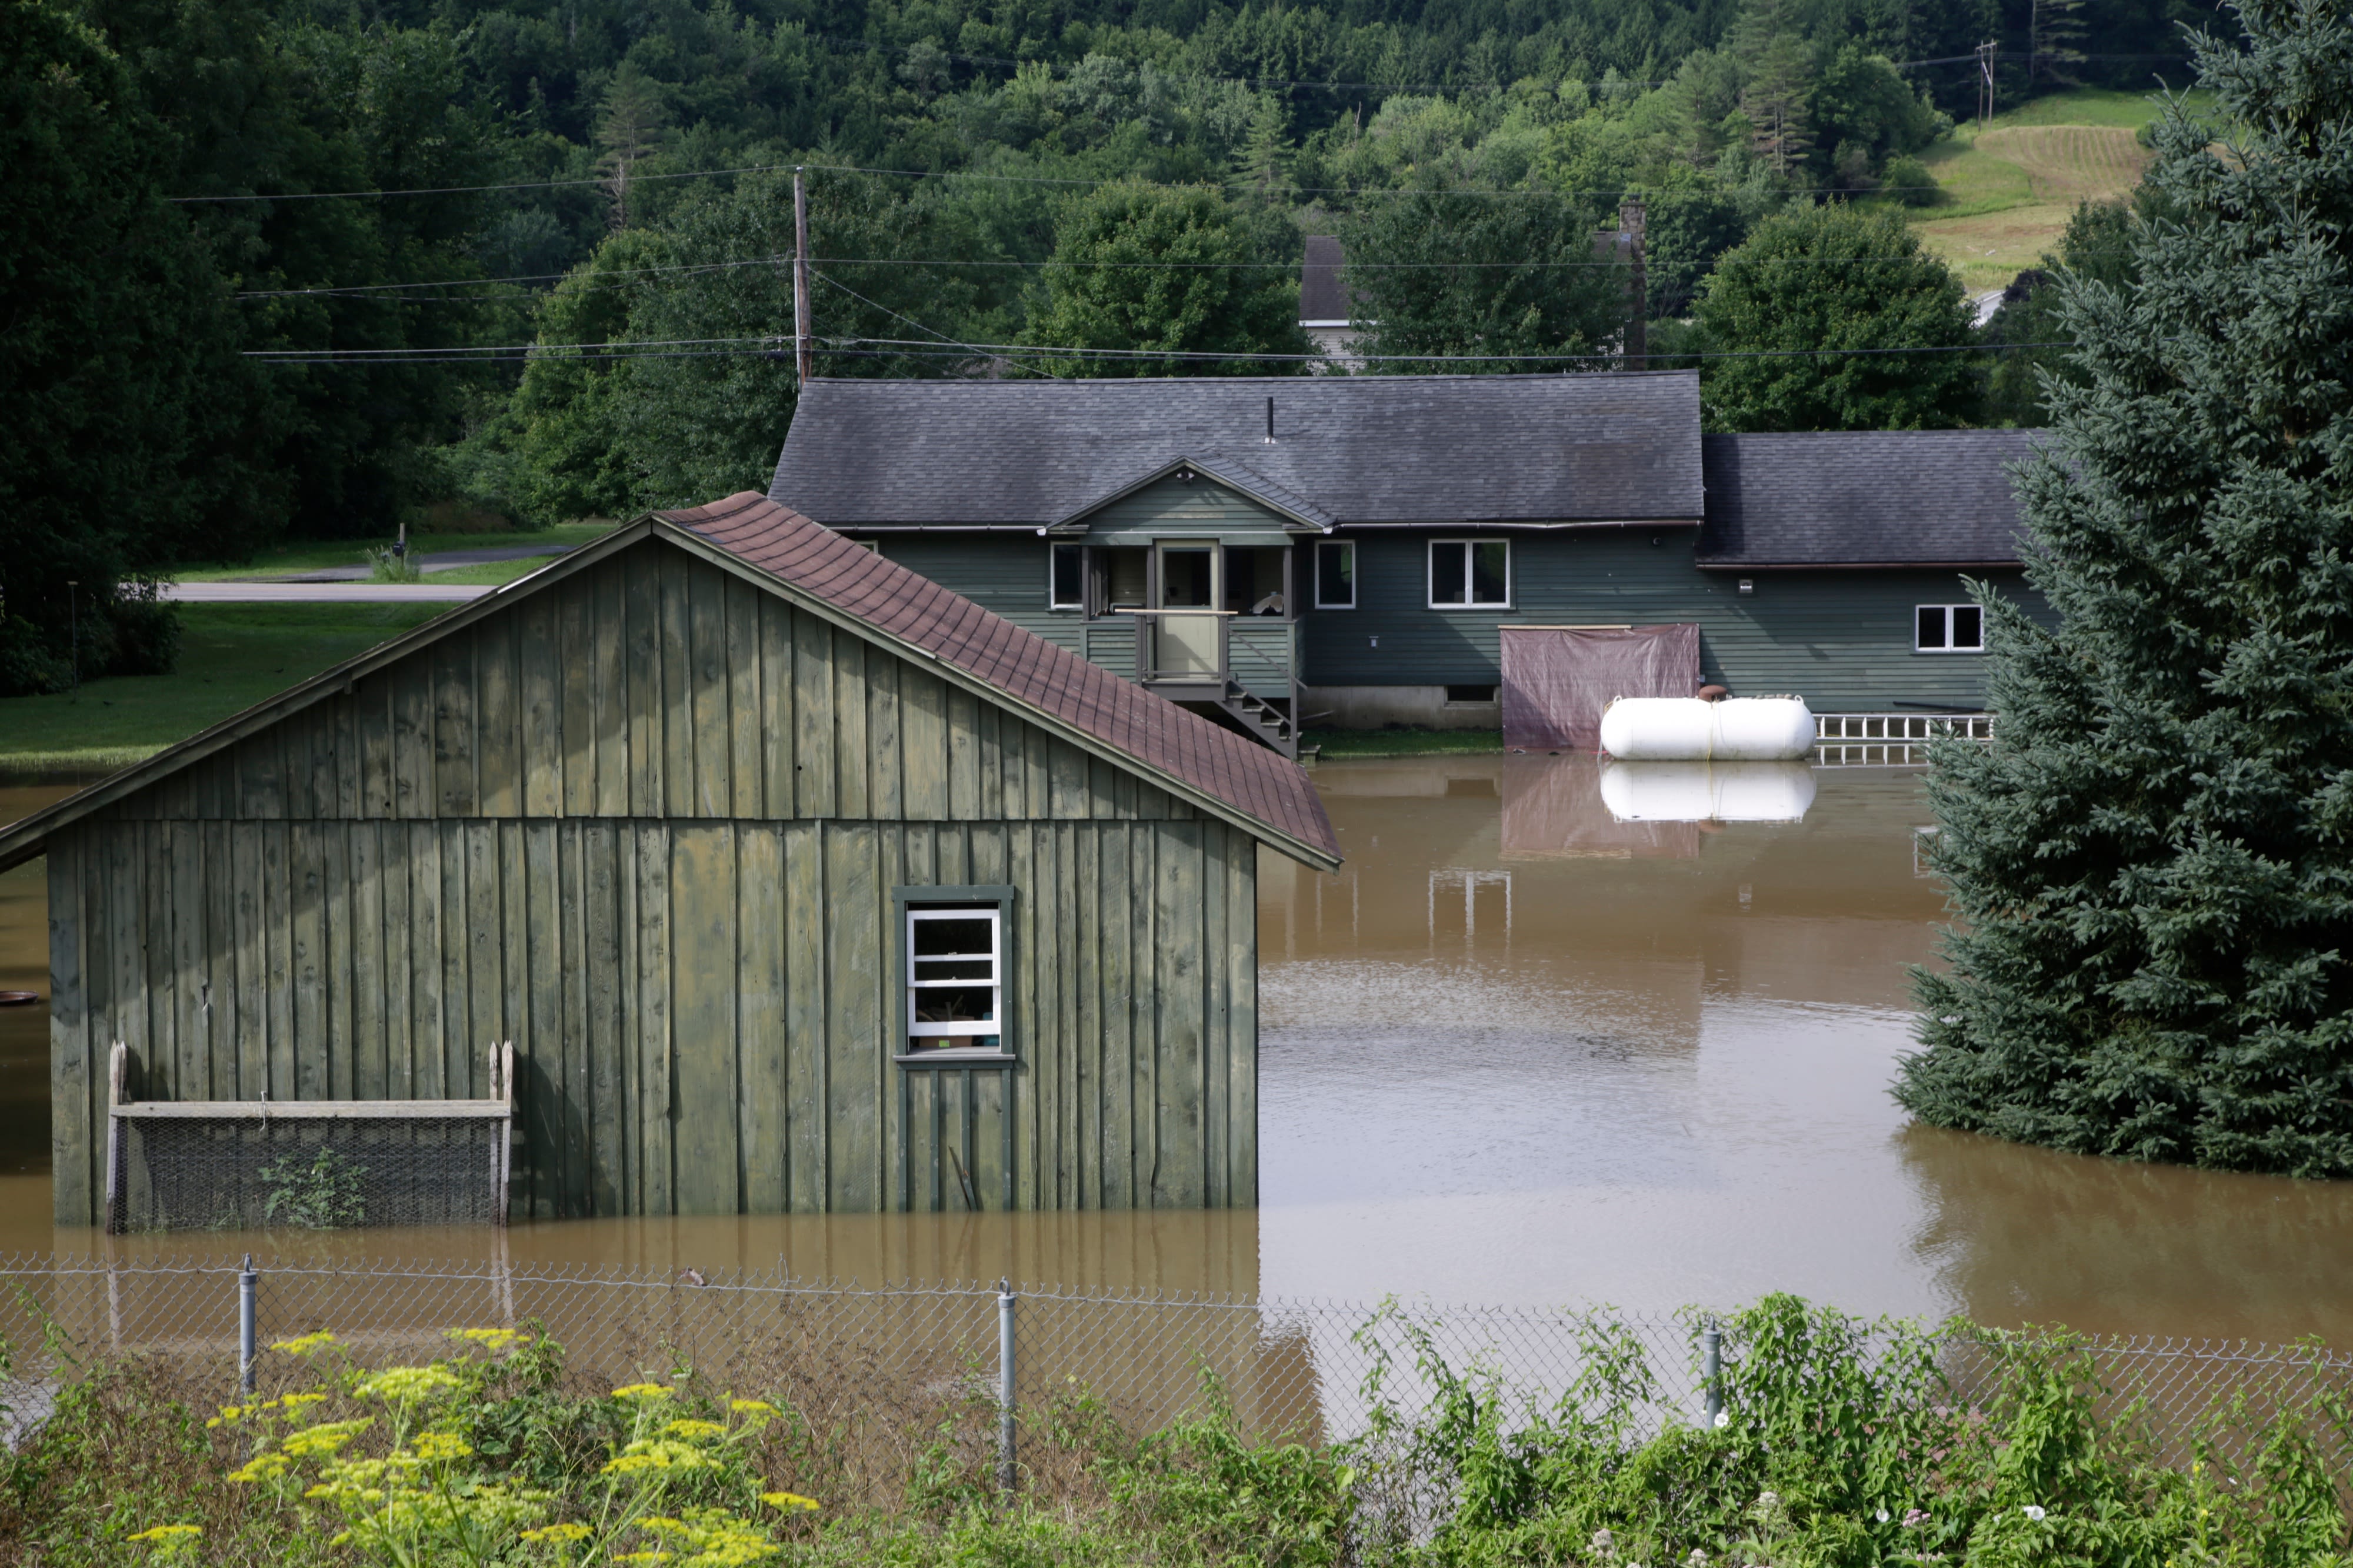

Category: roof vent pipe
[1265, 396, 1275, 444]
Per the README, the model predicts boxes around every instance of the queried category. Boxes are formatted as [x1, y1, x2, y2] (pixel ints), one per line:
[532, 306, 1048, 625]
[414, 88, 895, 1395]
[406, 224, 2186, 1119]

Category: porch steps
[1214, 680, 1299, 760]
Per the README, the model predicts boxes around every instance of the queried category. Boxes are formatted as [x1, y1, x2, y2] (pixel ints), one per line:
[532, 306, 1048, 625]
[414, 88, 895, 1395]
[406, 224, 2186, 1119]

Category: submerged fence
[2, 1253, 2349, 1486]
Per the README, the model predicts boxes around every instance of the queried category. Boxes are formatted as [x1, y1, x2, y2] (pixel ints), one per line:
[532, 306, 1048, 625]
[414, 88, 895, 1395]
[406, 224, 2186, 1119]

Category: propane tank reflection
[1598, 760, 1818, 823]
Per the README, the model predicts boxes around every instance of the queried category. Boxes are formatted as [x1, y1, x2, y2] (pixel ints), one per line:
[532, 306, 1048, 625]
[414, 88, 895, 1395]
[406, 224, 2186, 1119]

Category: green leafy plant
[258, 1148, 369, 1229]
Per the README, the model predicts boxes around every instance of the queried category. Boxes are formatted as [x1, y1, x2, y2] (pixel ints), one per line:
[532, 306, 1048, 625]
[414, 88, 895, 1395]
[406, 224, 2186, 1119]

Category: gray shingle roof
[769, 373, 1704, 528]
[665, 493, 1341, 866]
[1695, 430, 2042, 567]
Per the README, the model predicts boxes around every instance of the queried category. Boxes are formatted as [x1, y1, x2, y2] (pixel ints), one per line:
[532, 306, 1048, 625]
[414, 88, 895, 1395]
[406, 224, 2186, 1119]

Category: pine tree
[1898, 1, 2353, 1178]
[2029, 0, 2088, 86]
[1231, 92, 1295, 203]
[595, 62, 668, 230]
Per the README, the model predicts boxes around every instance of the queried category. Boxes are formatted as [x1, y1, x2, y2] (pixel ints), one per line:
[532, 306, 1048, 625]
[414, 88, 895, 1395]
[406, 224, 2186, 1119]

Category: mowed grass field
[1912, 88, 2210, 291]
[0, 603, 447, 772]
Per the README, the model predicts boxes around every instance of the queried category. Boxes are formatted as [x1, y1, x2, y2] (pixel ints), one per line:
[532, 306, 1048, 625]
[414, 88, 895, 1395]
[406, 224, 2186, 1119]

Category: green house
[0, 498, 1341, 1227]
[770, 373, 2048, 749]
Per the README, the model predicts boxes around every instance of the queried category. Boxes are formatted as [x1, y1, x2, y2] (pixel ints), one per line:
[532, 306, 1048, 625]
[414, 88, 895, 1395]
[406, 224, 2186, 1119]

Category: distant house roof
[770, 373, 1705, 529]
[0, 501, 1342, 875]
[1299, 235, 1357, 326]
[1695, 431, 2041, 568]
[668, 493, 1340, 863]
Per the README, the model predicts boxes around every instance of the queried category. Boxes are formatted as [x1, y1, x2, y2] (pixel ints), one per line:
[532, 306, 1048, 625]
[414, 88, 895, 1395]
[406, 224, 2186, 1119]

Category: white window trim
[1048, 542, 1084, 612]
[1428, 538, 1512, 610]
[904, 905, 1008, 1059]
[1915, 603, 1986, 654]
[1315, 539, 1356, 609]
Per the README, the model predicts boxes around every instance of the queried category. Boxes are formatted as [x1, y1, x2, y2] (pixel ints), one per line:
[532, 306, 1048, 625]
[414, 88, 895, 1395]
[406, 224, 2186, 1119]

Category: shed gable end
[101, 540, 1191, 828]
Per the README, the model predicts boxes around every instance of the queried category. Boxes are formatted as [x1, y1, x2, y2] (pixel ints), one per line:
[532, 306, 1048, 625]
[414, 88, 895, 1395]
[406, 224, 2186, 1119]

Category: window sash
[1316, 540, 1355, 608]
[905, 908, 1003, 1045]
[1430, 539, 1509, 608]
[1915, 605, 1984, 653]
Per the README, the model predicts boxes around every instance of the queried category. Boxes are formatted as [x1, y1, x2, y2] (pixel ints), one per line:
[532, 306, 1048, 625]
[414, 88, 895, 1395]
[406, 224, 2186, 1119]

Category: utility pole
[1977, 41, 1999, 126]
[792, 166, 814, 385]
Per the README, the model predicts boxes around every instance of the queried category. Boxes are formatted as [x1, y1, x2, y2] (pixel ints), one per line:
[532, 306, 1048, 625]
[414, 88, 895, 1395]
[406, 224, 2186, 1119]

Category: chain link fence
[2, 1253, 2348, 1484]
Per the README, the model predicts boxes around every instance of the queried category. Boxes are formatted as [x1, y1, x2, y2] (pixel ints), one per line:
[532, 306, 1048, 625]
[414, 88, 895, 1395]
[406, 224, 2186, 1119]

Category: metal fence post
[996, 1280, 1017, 1497]
[1700, 1320, 1723, 1427]
[238, 1255, 258, 1395]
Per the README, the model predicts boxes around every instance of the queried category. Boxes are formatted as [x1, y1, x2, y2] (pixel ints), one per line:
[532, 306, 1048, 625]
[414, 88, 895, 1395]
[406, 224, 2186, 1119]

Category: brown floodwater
[5, 761, 2352, 1344]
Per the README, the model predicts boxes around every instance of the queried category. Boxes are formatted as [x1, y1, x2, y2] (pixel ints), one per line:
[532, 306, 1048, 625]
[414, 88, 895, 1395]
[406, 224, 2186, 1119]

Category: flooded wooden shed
[0, 495, 1342, 1226]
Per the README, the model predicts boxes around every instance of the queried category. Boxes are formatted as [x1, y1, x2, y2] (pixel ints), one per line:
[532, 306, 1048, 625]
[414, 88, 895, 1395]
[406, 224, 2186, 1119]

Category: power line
[235, 248, 2009, 302]
[245, 335, 2074, 366]
[179, 158, 1965, 205]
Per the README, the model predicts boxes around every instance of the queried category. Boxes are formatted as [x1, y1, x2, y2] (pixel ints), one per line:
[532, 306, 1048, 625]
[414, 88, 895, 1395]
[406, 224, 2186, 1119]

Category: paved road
[262, 543, 575, 583]
[164, 582, 494, 603]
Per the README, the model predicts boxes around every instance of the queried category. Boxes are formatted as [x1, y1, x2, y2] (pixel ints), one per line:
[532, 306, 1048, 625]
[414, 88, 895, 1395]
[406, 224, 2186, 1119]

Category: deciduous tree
[1696, 203, 1976, 429]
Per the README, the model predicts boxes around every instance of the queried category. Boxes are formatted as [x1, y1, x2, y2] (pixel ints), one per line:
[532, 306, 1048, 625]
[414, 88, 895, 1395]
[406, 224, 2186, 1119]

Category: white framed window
[1049, 543, 1084, 610]
[904, 906, 1004, 1057]
[893, 886, 1016, 1063]
[1915, 604, 1985, 653]
[1429, 539, 1510, 609]
[1316, 539, 1356, 609]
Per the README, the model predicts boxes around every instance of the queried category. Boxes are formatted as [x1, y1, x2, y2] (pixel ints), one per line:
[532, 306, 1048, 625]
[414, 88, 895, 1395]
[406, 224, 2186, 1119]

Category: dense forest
[3, 0, 2218, 689]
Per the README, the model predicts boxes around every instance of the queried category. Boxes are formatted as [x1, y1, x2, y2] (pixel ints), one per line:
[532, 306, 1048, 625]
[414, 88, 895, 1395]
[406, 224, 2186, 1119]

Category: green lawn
[0, 603, 447, 772]
[1307, 728, 1503, 759]
[1982, 85, 2216, 129]
[170, 521, 616, 582]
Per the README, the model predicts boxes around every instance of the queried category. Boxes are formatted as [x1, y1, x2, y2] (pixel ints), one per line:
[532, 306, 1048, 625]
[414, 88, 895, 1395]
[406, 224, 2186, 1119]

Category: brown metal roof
[662, 492, 1341, 865]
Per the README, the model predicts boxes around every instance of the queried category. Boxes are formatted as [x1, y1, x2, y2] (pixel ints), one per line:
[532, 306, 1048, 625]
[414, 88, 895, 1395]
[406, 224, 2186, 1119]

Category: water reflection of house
[770, 376, 2047, 753]
[0, 498, 1342, 1227]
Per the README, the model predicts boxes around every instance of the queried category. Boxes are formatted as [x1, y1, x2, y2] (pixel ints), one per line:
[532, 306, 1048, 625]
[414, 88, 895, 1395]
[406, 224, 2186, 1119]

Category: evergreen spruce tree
[1899, 0, 2353, 1178]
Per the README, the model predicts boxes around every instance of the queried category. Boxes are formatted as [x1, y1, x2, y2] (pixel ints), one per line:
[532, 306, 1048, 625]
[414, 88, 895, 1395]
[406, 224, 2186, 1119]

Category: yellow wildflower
[127, 1524, 202, 1543]
[353, 1365, 463, 1406]
[227, 1452, 292, 1484]
[272, 1330, 338, 1356]
[601, 1439, 713, 1476]
[409, 1430, 475, 1463]
[612, 1554, 672, 1564]
[728, 1399, 776, 1416]
[280, 1392, 328, 1409]
[446, 1327, 521, 1350]
[759, 1492, 821, 1512]
[611, 1382, 675, 1401]
[522, 1522, 594, 1544]
[281, 1419, 372, 1457]
[662, 1419, 728, 1442]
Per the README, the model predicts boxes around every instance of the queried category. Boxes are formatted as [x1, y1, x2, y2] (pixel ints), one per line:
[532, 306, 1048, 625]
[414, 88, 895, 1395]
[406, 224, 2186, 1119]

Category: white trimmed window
[904, 905, 1005, 1056]
[1316, 540, 1356, 609]
[1915, 604, 1985, 653]
[1429, 539, 1509, 609]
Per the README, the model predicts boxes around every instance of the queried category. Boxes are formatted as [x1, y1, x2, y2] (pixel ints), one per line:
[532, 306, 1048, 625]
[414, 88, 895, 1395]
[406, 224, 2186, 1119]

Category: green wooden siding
[868, 530, 2050, 713]
[48, 539, 1259, 1225]
[1075, 473, 1302, 542]
[1300, 529, 2049, 711]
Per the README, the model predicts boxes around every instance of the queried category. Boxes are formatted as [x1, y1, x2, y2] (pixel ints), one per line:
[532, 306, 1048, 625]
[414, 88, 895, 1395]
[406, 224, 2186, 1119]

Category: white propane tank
[1597, 696, 1816, 762]
[1599, 760, 1818, 823]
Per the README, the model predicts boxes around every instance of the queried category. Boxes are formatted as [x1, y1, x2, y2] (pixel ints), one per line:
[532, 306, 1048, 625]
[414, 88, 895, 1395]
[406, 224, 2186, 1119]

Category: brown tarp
[1498, 624, 1702, 752]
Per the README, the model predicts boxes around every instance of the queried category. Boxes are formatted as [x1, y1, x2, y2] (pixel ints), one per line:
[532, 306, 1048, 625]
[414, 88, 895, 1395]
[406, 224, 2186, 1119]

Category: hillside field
[1911, 88, 2208, 291]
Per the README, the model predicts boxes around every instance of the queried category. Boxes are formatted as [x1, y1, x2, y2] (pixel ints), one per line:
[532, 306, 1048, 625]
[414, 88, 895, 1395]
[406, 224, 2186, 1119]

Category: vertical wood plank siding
[49, 542, 1258, 1223]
